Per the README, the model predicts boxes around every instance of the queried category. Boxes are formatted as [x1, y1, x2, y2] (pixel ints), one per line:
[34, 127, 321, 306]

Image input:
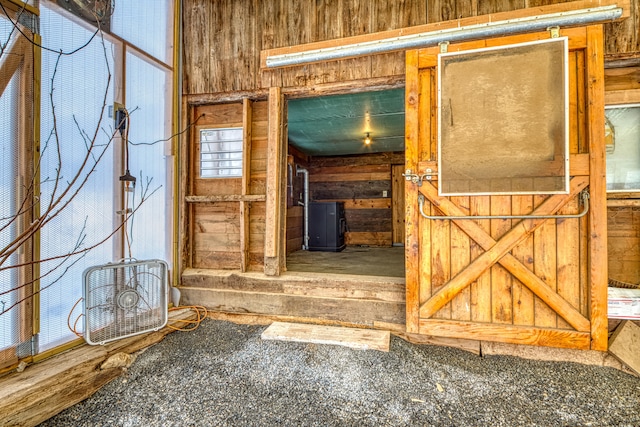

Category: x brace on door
[416, 176, 590, 332]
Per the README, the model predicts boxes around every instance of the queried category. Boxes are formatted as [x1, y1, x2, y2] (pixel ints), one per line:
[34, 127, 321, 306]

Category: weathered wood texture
[183, 0, 639, 94]
[608, 320, 640, 374]
[187, 101, 268, 271]
[308, 152, 404, 247]
[261, 322, 391, 351]
[405, 27, 605, 350]
[608, 207, 640, 283]
[180, 269, 406, 325]
[605, 64, 640, 286]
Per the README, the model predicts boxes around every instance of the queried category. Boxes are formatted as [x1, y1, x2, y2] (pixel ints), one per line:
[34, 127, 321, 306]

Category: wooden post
[586, 24, 608, 352]
[240, 98, 253, 272]
[264, 87, 284, 275]
[181, 100, 193, 271]
[405, 50, 420, 333]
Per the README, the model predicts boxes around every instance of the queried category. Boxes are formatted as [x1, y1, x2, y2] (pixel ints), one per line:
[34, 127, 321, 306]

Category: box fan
[83, 259, 168, 345]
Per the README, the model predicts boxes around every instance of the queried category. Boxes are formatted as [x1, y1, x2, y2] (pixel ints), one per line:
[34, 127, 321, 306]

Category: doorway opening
[285, 88, 406, 278]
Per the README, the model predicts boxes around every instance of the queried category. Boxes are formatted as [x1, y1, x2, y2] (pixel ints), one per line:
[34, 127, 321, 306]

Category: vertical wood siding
[183, 0, 640, 94]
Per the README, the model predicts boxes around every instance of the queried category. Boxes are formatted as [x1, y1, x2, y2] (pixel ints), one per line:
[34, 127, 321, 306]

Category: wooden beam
[418, 179, 591, 331]
[418, 177, 589, 321]
[180, 98, 191, 272]
[0, 35, 28, 97]
[419, 319, 592, 350]
[185, 89, 269, 106]
[264, 87, 284, 274]
[404, 49, 420, 334]
[605, 88, 640, 105]
[607, 199, 640, 207]
[185, 195, 266, 203]
[586, 25, 608, 352]
[240, 99, 253, 272]
[608, 321, 640, 375]
[260, 0, 630, 69]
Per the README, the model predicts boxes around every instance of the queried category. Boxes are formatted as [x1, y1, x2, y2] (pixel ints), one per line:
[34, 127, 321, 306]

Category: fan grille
[83, 259, 168, 345]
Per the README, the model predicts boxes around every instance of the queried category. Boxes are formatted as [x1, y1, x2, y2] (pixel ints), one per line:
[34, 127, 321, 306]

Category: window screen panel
[200, 128, 243, 178]
[438, 37, 569, 196]
[0, 68, 21, 359]
[125, 51, 171, 261]
[39, 5, 116, 350]
[606, 105, 640, 192]
[111, 0, 172, 64]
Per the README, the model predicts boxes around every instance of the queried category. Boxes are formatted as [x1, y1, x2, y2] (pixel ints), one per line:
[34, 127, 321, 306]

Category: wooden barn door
[404, 26, 608, 351]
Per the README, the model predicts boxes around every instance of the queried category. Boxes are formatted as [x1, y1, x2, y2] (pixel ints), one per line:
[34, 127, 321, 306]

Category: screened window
[606, 104, 640, 192]
[200, 128, 243, 178]
[438, 37, 569, 196]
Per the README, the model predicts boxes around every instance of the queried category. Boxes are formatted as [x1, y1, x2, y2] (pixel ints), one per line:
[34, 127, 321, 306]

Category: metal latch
[402, 169, 433, 187]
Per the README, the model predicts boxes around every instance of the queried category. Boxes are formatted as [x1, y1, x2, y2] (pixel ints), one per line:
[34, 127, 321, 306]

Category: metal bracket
[547, 26, 560, 38]
[438, 41, 449, 53]
[403, 169, 433, 187]
[418, 189, 590, 220]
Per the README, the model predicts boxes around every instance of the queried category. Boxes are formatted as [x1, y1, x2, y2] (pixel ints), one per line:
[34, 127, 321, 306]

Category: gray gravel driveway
[40, 319, 640, 426]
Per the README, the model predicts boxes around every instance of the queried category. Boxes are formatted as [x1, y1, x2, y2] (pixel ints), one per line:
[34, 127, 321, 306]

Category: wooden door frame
[405, 25, 608, 351]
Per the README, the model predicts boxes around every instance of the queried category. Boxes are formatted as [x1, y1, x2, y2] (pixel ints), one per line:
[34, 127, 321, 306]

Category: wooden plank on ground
[261, 322, 390, 352]
[608, 320, 640, 375]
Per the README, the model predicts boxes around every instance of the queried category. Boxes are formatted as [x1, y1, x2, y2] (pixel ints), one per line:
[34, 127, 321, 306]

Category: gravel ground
[41, 319, 640, 427]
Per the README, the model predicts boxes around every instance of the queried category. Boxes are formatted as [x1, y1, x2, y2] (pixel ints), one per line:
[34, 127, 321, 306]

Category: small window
[200, 127, 243, 178]
[605, 104, 640, 192]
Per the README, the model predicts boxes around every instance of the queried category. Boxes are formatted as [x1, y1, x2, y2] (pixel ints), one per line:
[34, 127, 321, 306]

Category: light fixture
[364, 133, 371, 145]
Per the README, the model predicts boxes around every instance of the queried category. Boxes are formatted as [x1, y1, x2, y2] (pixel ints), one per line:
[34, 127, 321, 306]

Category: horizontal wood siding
[189, 102, 268, 270]
[183, 0, 640, 94]
[308, 152, 404, 247]
[608, 207, 640, 283]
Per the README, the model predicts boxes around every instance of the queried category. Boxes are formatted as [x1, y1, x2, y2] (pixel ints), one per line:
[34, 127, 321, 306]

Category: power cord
[167, 305, 208, 331]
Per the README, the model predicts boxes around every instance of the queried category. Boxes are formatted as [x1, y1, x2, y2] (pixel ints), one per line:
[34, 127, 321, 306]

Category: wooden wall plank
[431, 216, 451, 320]
[345, 231, 392, 246]
[608, 207, 640, 283]
[533, 195, 558, 328]
[478, 0, 526, 15]
[604, 0, 640, 55]
[240, 99, 253, 272]
[511, 195, 535, 326]
[419, 319, 591, 349]
[469, 196, 492, 323]
[405, 49, 421, 334]
[450, 197, 471, 321]
[391, 165, 406, 245]
[556, 195, 581, 330]
[490, 196, 513, 324]
[586, 24, 608, 351]
[264, 87, 284, 274]
[184, 0, 636, 93]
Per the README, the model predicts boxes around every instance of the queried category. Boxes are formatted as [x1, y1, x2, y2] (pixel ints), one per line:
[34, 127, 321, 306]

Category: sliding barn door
[404, 26, 608, 351]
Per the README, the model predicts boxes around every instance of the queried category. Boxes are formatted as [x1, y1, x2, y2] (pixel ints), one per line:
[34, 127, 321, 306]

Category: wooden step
[181, 269, 406, 302]
[261, 321, 390, 351]
[179, 269, 406, 326]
